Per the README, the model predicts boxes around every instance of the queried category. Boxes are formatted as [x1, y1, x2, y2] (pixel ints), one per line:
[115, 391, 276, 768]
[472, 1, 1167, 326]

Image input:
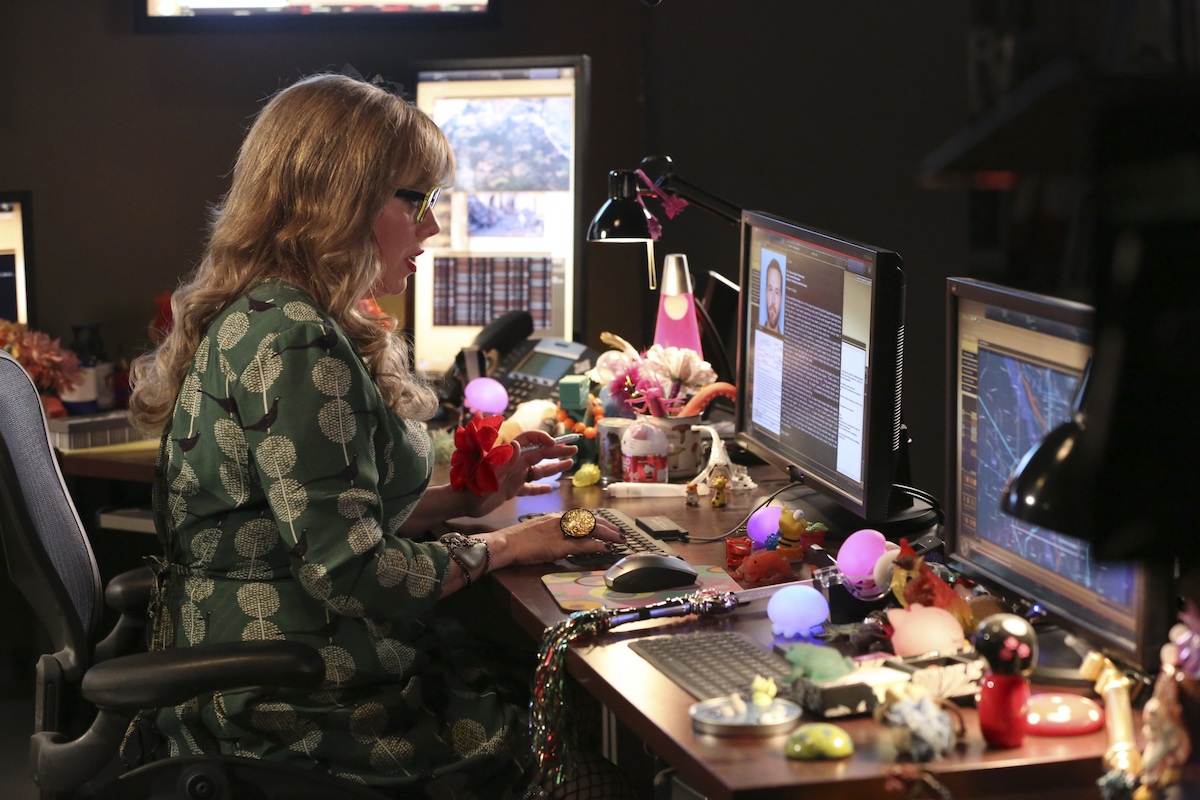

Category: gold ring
[560, 508, 596, 539]
[526, 466, 536, 482]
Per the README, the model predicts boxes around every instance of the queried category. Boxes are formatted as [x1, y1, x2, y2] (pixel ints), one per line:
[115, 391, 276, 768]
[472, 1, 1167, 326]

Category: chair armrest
[93, 565, 157, 663]
[82, 640, 324, 711]
[104, 565, 156, 611]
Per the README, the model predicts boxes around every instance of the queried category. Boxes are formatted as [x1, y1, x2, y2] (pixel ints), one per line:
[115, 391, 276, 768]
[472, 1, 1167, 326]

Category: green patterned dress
[149, 280, 528, 797]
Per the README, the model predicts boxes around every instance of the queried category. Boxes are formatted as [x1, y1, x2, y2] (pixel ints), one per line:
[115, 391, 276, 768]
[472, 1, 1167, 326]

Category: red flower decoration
[450, 412, 515, 496]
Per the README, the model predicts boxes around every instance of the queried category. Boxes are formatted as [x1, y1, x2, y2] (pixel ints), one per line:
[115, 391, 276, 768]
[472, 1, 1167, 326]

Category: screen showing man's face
[765, 263, 782, 330]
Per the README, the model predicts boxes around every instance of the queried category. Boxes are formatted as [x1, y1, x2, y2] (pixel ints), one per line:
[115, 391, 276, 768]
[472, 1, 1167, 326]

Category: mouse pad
[542, 566, 742, 611]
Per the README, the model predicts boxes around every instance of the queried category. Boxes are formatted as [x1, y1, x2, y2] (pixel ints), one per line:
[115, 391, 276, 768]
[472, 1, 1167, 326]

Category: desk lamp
[586, 155, 741, 378]
[1000, 357, 1093, 536]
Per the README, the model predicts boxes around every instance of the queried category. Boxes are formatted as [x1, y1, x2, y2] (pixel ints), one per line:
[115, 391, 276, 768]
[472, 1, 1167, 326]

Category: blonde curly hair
[130, 73, 452, 434]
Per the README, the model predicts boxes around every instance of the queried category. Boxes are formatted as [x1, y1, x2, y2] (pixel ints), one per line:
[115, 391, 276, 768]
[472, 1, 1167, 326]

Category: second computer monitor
[734, 211, 907, 526]
[944, 277, 1169, 675]
[405, 56, 590, 377]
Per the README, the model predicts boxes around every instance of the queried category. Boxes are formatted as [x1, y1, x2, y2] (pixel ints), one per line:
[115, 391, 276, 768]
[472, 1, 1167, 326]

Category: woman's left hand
[461, 430, 578, 518]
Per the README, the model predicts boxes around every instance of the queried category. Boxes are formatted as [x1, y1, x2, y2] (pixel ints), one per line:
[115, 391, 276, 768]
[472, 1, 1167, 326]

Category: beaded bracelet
[439, 532, 490, 586]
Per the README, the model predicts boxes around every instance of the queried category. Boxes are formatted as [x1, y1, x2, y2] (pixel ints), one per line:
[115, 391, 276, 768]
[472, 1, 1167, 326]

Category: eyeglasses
[394, 186, 441, 223]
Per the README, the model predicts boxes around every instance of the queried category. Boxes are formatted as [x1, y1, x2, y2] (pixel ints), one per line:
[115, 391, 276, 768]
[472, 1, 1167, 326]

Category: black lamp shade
[587, 170, 653, 242]
[1000, 414, 1088, 534]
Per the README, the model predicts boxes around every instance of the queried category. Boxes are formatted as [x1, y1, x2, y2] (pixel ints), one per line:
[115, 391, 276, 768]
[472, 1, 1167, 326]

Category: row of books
[432, 255, 557, 328]
[46, 410, 152, 452]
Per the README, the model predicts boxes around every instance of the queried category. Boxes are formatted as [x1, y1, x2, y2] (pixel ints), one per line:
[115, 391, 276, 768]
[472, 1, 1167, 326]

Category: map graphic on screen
[968, 346, 1134, 607]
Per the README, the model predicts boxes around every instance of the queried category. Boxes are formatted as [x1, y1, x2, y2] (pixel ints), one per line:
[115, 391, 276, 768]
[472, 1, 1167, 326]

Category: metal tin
[689, 697, 802, 737]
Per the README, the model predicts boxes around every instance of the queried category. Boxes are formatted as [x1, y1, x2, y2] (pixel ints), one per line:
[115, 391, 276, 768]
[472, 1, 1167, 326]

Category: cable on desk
[686, 479, 804, 543]
[891, 482, 945, 526]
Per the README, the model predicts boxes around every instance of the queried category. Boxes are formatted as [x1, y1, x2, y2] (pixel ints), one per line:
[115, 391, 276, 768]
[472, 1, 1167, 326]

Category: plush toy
[496, 399, 558, 445]
[886, 604, 965, 658]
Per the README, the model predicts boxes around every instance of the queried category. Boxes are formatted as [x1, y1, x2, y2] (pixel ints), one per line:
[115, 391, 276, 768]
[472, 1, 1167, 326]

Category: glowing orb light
[747, 506, 780, 547]
[836, 529, 888, 580]
[767, 584, 830, 637]
[464, 377, 509, 415]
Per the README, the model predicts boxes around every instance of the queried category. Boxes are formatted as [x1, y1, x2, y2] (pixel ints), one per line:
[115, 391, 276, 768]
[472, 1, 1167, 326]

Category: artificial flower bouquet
[586, 333, 718, 418]
[0, 319, 83, 396]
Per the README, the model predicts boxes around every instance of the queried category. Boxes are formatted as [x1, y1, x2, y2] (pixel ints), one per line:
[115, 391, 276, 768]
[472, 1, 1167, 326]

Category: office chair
[0, 349, 388, 800]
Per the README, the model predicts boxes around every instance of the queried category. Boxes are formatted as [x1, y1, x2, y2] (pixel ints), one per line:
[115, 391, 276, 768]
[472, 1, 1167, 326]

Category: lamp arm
[657, 173, 743, 223]
[639, 155, 743, 224]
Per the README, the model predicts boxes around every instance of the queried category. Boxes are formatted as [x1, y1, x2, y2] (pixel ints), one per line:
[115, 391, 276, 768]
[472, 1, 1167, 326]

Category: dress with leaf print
[149, 280, 529, 798]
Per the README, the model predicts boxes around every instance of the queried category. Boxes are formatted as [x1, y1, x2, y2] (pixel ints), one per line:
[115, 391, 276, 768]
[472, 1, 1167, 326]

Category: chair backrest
[0, 350, 103, 682]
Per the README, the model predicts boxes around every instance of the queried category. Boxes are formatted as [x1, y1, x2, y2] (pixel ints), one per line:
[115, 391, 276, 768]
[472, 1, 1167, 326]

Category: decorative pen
[520, 433, 581, 455]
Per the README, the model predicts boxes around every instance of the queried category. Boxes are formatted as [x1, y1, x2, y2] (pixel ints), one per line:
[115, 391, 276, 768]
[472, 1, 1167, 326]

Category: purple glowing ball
[464, 377, 509, 415]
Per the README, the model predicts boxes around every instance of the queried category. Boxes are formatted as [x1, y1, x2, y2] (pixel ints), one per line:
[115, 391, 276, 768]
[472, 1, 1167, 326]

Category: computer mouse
[603, 554, 699, 593]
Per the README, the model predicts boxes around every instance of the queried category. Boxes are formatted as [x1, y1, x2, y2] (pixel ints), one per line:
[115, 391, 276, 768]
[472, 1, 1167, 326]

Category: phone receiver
[438, 311, 535, 408]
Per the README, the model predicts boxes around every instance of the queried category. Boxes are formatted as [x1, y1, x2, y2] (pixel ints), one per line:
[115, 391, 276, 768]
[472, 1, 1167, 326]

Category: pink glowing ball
[464, 377, 509, 414]
[887, 604, 966, 657]
[836, 529, 888, 580]
[747, 506, 780, 547]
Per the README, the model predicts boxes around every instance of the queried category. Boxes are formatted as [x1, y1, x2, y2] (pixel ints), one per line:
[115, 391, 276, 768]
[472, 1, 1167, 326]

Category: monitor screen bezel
[400, 55, 591, 377]
[132, 0, 500, 33]
[733, 210, 906, 523]
[0, 191, 34, 329]
[943, 276, 1171, 675]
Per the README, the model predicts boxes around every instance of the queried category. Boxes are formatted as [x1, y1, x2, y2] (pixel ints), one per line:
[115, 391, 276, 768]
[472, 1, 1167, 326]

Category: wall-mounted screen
[402, 57, 590, 377]
[0, 192, 33, 327]
[136, 1, 496, 31]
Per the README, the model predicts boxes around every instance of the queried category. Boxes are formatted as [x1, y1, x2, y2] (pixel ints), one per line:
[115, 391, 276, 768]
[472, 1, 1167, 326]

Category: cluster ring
[560, 508, 596, 539]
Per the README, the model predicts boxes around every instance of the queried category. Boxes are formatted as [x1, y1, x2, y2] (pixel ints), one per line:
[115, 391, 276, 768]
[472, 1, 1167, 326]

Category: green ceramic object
[784, 722, 854, 760]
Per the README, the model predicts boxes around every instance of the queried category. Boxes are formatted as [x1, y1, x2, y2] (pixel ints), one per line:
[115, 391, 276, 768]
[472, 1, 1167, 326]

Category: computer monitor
[734, 211, 930, 533]
[401, 57, 590, 377]
[0, 192, 34, 327]
[944, 277, 1171, 677]
[134, 1, 496, 32]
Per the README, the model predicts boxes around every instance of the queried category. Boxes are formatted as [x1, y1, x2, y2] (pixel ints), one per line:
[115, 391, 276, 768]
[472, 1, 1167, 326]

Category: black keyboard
[520, 507, 683, 568]
[628, 631, 793, 700]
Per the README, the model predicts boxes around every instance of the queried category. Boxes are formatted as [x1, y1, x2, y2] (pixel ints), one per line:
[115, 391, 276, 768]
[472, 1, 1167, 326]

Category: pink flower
[449, 412, 515, 496]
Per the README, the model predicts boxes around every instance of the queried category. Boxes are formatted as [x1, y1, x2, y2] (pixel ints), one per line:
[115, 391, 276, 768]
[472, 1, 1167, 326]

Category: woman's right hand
[483, 511, 625, 569]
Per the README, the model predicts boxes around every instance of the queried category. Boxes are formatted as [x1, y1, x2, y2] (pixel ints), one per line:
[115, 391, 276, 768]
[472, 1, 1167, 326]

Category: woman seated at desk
[128, 72, 630, 799]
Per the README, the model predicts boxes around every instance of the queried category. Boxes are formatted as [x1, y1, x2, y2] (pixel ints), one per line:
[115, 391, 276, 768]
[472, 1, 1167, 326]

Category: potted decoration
[0, 319, 83, 418]
[587, 333, 733, 479]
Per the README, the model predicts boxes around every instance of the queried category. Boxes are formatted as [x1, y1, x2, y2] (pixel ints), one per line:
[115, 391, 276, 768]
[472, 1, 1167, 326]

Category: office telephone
[437, 310, 599, 415]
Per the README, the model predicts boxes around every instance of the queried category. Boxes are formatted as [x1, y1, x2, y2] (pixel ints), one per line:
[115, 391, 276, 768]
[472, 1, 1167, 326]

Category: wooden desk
[62, 449, 1116, 799]
[59, 441, 157, 483]
[459, 473, 1115, 800]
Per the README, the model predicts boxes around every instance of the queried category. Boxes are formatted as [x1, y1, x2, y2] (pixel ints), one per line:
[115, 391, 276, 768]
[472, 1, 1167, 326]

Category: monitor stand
[763, 483, 938, 540]
[1029, 624, 1093, 686]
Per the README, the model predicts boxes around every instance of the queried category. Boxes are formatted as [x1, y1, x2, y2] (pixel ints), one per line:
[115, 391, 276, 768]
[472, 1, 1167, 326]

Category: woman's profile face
[371, 191, 442, 297]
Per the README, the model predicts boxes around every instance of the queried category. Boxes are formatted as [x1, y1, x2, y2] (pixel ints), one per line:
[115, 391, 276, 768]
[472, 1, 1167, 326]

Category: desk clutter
[530, 508, 1200, 800]
[541, 565, 740, 611]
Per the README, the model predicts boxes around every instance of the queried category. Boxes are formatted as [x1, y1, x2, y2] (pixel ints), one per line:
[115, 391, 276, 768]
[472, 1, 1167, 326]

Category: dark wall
[0, 1, 969, 501]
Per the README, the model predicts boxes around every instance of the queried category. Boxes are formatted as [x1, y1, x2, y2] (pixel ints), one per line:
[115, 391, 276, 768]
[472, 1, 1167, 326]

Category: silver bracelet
[439, 533, 490, 586]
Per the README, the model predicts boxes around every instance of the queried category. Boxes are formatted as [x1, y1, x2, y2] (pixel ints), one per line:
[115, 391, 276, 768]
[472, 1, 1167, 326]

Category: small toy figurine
[874, 684, 960, 761]
[710, 475, 729, 507]
[685, 481, 699, 507]
[973, 613, 1038, 748]
[1133, 638, 1191, 800]
[733, 548, 793, 585]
